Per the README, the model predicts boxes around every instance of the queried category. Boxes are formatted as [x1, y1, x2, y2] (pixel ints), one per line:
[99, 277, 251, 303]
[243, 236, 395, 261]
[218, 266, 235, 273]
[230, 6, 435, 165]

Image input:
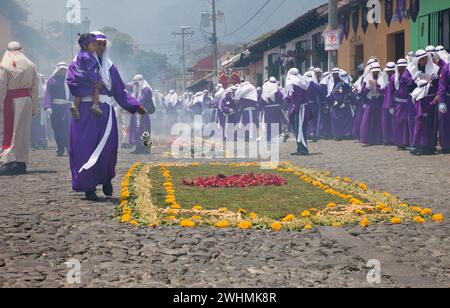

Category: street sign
[323, 29, 341, 51]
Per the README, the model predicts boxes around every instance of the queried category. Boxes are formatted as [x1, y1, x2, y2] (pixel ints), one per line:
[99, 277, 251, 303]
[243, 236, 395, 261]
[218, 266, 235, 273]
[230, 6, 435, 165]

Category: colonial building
[337, 0, 411, 76]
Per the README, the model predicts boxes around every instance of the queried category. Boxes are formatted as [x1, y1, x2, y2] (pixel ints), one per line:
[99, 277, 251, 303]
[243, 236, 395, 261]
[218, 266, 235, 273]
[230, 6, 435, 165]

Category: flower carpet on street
[116, 161, 444, 231]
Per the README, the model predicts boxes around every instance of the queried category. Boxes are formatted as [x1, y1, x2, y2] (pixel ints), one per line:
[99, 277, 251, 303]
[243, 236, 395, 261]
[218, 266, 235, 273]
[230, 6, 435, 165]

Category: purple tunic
[129, 87, 154, 149]
[412, 75, 439, 150]
[385, 73, 412, 147]
[68, 50, 102, 97]
[317, 83, 332, 139]
[67, 64, 140, 192]
[359, 82, 384, 145]
[328, 81, 354, 139]
[438, 63, 450, 150]
[260, 90, 285, 141]
[381, 78, 395, 145]
[352, 89, 364, 139]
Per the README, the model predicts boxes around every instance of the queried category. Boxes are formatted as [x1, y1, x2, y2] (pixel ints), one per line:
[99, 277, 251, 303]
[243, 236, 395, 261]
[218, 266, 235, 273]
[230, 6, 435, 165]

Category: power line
[222, 0, 271, 38]
[244, 0, 287, 41]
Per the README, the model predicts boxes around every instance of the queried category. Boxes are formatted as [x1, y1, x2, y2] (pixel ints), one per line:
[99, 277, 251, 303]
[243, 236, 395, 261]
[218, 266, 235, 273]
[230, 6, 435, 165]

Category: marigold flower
[381, 208, 393, 214]
[304, 224, 313, 230]
[171, 203, 182, 209]
[192, 215, 202, 221]
[376, 203, 386, 211]
[359, 183, 367, 190]
[421, 208, 433, 216]
[130, 220, 139, 226]
[332, 223, 343, 227]
[282, 214, 295, 222]
[432, 214, 444, 223]
[120, 201, 128, 207]
[271, 222, 282, 231]
[360, 217, 369, 228]
[180, 219, 196, 228]
[215, 220, 230, 228]
[121, 213, 132, 223]
[413, 216, 425, 224]
[354, 209, 366, 216]
[192, 205, 203, 211]
[343, 177, 352, 184]
[249, 212, 258, 219]
[301, 210, 311, 218]
[167, 216, 177, 220]
[237, 221, 252, 230]
[391, 217, 402, 225]
[327, 202, 337, 209]
[309, 208, 319, 213]
[411, 206, 422, 213]
[399, 203, 409, 207]
[218, 207, 229, 213]
[350, 198, 363, 205]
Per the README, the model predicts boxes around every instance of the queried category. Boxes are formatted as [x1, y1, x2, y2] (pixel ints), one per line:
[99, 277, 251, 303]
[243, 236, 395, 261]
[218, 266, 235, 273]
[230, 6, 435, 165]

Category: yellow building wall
[0, 15, 12, 51]
[338, 0, 411, 76]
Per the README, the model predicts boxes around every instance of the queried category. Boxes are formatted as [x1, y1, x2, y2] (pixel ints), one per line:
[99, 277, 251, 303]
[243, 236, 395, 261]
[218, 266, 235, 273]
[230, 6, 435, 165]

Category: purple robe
[329, 81, 354, 139]
[288, 84, 311, 153]
[67, 64, 140, 192]
[352, 90, 364, 139]
[438, 63, 450, 150]
[306, 82, 321, 139]
[218, 96, 239, 141]
[359, 82, 384, 145]
[43, 74, 71, 154]
[412, 72, 439, 151]
[261, 90, 285, 141]
[385, 72, 412, 147]
[129, 87, 154, 151]
[238, 97, 258, 141]
[317, 83, 332, 139]
[381, 78, 395, 145]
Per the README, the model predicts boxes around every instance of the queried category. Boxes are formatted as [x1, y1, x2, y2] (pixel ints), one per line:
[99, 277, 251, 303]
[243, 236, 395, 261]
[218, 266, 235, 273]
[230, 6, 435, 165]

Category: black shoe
[103, 182, 113, 197]
[85, 190, 100, 202]
[0, 162, 26, 176]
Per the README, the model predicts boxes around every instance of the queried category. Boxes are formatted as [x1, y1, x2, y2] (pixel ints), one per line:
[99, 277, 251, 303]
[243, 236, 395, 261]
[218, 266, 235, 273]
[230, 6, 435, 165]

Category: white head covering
[261, 76, 279, 103]
[132, 74, 151, 99]
[165, 90, 179, 107]
[91, 31, 113, 91]
[339, 71, 352, 85]
[326, 68, 341, 96]
[411, 79, 431, 103]
[234, 81, 258, 102]
[214, 84, 225, 102]
[406, 51, 415, 65]
[0, 41, 34, 72]
[285, 67, 310, 97]
[192, 91, 204, 106]
[408, 49, 440, 81]
[304, 70, 319, 85]
[363, 64, 387, 98]
[47, 62, 70, 100]
[435, 46, 449, 64]
[394, 58, 408, 91]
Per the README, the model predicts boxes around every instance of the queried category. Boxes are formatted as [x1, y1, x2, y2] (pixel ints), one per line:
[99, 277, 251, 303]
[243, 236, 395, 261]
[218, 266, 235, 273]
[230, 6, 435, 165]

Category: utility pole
[172, 26, 194, 90]
[328, 0, 338, 70]
[211, 0, 219, 75]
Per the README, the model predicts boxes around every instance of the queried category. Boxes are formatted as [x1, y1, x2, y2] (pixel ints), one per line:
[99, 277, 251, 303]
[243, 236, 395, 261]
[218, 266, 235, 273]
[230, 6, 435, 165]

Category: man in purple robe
[409, 49, 440, 156]
[235, 81, 259, 142]
[164, 90, 180, 134]
[385, 59, 411, 150]
[359, 64, 386, 145]
[285, 68, 311, 155]
[438, 61, 450, 154]
[381, 62, 397, 145]
[43, 62, 72, 156]
[260, 77, 285, 142]
[327, 69, 354, 141]
[218, 88, 239, 142]
[66, 31, 146, 201]
[129, 74, 155, 155]
[317, 72, 332, 139]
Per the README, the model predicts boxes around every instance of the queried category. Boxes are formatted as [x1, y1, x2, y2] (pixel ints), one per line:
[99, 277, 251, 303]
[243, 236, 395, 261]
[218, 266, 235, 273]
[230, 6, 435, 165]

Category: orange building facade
[338, 0, 411, 76]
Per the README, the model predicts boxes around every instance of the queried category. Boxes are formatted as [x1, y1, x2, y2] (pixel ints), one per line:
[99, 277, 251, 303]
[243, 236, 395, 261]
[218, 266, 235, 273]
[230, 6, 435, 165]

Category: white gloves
[46, 108, 53, 117]
[389, 108, 395, 115]
[439, 103, 448, 114]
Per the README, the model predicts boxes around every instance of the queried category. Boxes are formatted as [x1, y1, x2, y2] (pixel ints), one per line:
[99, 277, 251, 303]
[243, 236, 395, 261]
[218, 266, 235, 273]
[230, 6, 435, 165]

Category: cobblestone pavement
[0, 139, 449, 288]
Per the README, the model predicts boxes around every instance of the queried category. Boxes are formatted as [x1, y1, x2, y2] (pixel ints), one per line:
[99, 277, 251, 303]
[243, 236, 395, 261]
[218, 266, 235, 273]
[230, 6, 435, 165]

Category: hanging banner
[338, 17, 345, 43]
[343, 14, 350, 39]
[352, 10, 359, 34]
[361, 6, 369, 34]
[397, 0, 407, 23]
[385, 0, 394, 27]
[323, 29, 341, 51]
[410, 0, 420, 23]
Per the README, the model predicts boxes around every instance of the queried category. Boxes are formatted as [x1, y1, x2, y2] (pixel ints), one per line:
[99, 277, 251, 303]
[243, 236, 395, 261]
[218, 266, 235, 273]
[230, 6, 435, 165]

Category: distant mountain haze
[24, 0, 326, 55]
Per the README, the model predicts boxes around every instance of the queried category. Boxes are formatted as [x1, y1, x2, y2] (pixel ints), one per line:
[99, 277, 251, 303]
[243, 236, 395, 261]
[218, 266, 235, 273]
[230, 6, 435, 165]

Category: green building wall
[410, 0, 450, 50]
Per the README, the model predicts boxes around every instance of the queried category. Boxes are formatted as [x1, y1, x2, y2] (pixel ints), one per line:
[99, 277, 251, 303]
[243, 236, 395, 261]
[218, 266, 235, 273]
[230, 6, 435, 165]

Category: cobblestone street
[0, 140, 449, 288]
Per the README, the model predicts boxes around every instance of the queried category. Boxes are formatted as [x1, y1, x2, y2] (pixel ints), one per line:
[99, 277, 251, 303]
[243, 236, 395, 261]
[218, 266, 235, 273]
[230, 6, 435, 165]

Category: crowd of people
[1, 31, 449, 201]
